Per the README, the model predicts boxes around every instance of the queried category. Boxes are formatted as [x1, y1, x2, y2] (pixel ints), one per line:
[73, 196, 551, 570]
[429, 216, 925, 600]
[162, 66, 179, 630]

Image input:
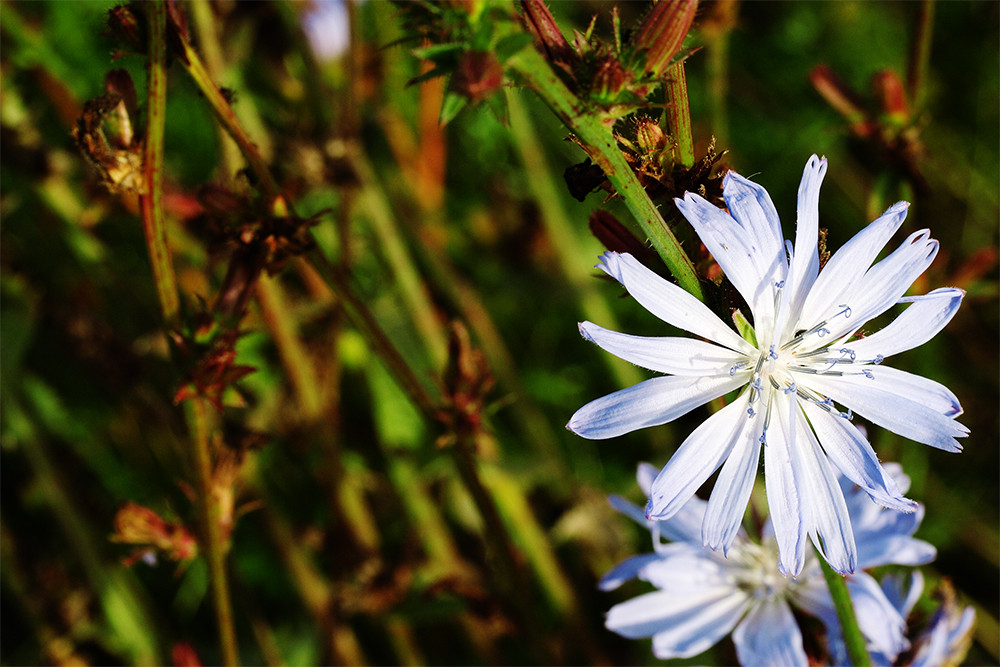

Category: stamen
[839, 348, 857, 362]
[768, 345, 778, 360]
[729, 362, 748, 377]
[839, 408, 854, 420]
[747, 407, 756, 418]
[783, 382, 797, 394]
[816, 327, 831, 337]
[835, 304, 852, 319]
[873, 354, 884, 365]
[860, 369, 874, 379]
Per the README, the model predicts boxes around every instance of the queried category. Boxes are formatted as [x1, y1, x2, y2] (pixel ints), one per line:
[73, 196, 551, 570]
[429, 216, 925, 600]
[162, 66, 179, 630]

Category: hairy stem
[507, 47, 704, 301]
[664, 62, 695, 168]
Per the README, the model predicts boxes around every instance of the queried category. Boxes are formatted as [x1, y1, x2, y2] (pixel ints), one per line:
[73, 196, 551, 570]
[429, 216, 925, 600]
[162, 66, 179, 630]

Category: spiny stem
[187, 398, 240, 666]
[663, 61, 694, 168]
[140, 0, 179, 324]
[817, 549, 871, 667]
[507, 47, 704, 301]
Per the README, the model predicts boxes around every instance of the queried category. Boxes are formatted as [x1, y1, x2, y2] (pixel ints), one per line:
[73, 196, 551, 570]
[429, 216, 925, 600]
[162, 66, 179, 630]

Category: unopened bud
[632, 0, 698, 78]
[453, 51, 504, 104]
[520, 0, 573, 66]
[107, 4, 146, 53]
[871, 69, 909, 125]
[635, 116, 668, 153]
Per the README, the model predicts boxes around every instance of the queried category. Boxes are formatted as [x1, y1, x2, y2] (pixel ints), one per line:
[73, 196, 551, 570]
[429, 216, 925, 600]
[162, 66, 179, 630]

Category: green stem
[907, 0, 935, 110]
[818, 551, 871, 667]
[507, 47, 704, 301]
[664, 61, 695, 168]
[188, 399, 241, 666]
[176, 33, 281, 202]
[141, 0, 180, 324]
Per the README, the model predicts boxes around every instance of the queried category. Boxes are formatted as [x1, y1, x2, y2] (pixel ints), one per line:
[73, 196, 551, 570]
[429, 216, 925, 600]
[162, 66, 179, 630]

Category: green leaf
[732, 309, 757, 347]
[494, 32, 533, 63]
[439, 90, 469, 126]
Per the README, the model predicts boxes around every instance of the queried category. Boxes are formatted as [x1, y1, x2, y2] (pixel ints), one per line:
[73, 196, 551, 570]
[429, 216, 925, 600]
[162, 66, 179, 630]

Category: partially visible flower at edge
[601, 462, 935, 664]
[568, 154, 968, 576]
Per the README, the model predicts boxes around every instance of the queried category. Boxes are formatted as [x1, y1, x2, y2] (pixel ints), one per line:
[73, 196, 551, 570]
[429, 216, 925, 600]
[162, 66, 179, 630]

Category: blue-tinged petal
[848, 573, 909, 661]
[637, 462, 659, 495]
[879, 462, 912, 494]
[797, 201, 909, 330]
[608, 494, 648, 526]
[722, 171, 787, 309]
[578, 321, 745, 376]
[803, 401, 917, 512]
[646, 399, 748, 520]
[606, 586, 747, 647]
[859, 532, 936, 569]
[723, 171, 784, 257]
[640, 546, 731, 592]
[568, 373, 745, 440]
[732, 598, 808, 667]
[851, 500, 935, 568]
[824, 229, 940, 342]
[764, 393, 807, 576]
[852, 365, 961, 417]
[599, 553, 664, 591]
[846, 288, 964, 361]
[703, 427, 761, 553]
[804, 372, 968, 451]
[882, 571, 924, 619]
[792, 399, 857, 574]
[645, 591, 751, 660]
[654, 497, 707, 546]
[597, 252, 753, 353]
[675, 192, 784, 338]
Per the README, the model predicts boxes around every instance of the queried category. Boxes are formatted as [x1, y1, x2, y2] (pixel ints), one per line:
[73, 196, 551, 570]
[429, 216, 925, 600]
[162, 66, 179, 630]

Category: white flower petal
[805, 372, 968, 451]
[640, 546, 730, 592]
[784, 155, 827, 316]
[793, 403, 857, 574]
[599, 553, 663, 591]
[597, 252, 753, 353]
[655, 497, 708, 546]
[646, 399, 747, 520]
[882, 571, 924, 619]
[648, 591, 752, 660]
[846, 288, 964, 361]
[578, 321, 745, 376]
[703, 429, 761, 553]
[764, 394, 806, 576]
[804, 401, 916, 512]
[798, 201, 909, 330]
[733, 598, 808, 667]
[825, 229, 940, 341]
[851, 502, 935, 569]
[675, 192, 784, 337]
[606, 586, 747, 647]
[723, 170, 785, 262]
[567, 373, 745, 440]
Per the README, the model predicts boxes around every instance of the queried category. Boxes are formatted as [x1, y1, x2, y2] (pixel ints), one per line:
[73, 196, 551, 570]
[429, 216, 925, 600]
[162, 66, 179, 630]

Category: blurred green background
[2, 1, 997, 664]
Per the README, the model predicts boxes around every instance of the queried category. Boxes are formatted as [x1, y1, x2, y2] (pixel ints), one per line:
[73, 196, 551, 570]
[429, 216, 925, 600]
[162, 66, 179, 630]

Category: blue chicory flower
[601, 462, 936, 664]
[568, 155, 967, 575]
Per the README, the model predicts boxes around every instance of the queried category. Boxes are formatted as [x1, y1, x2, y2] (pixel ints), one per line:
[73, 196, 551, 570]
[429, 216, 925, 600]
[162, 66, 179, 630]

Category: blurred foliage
[1, 0, 997, 665]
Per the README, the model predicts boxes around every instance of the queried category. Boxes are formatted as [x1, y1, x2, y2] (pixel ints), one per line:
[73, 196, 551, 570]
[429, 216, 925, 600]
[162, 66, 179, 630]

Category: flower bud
[631, 0, 698, 78]
[635, 116, 668, 154]
[871, 69, 909, 126]
[520, 0, 573, 67]
[106, 4, 146, 53]
[453, 51, 504, 104]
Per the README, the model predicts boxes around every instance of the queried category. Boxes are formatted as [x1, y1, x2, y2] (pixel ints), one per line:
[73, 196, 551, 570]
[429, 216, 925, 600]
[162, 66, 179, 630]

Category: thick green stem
[818, 551, 871, 667]
[507, 47, 704, 301]
[141, 0, 180, 324]
[188, 399, 241, 666]
[664, 62, 695, 168]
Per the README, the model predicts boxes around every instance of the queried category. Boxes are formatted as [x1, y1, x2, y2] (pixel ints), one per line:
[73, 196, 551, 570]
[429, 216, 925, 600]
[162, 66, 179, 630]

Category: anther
[783, 383, 797, 394]
[839, 348, 857, 362]
[817, 327, 830, 337]
[768, 345, 778, 360]
[861, 369, 874, 379]
[835, 304, 852, 319]
[729, 362, 747, 377]
[839, 408, 854, 420]
[747, 407, 756, 418]
[873, 354, 884, 365]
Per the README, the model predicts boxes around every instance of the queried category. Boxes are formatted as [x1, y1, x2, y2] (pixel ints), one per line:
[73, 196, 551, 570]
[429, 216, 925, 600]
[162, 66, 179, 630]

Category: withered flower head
[111, 502, 198, 566]
[73, 71, 145, 194]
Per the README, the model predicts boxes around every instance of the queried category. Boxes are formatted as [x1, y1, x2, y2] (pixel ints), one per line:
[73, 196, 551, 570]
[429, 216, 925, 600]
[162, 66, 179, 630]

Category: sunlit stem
[817, 549, 872, 667]
[506, 47, 704, 301]
[663, 61, 694, 168]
